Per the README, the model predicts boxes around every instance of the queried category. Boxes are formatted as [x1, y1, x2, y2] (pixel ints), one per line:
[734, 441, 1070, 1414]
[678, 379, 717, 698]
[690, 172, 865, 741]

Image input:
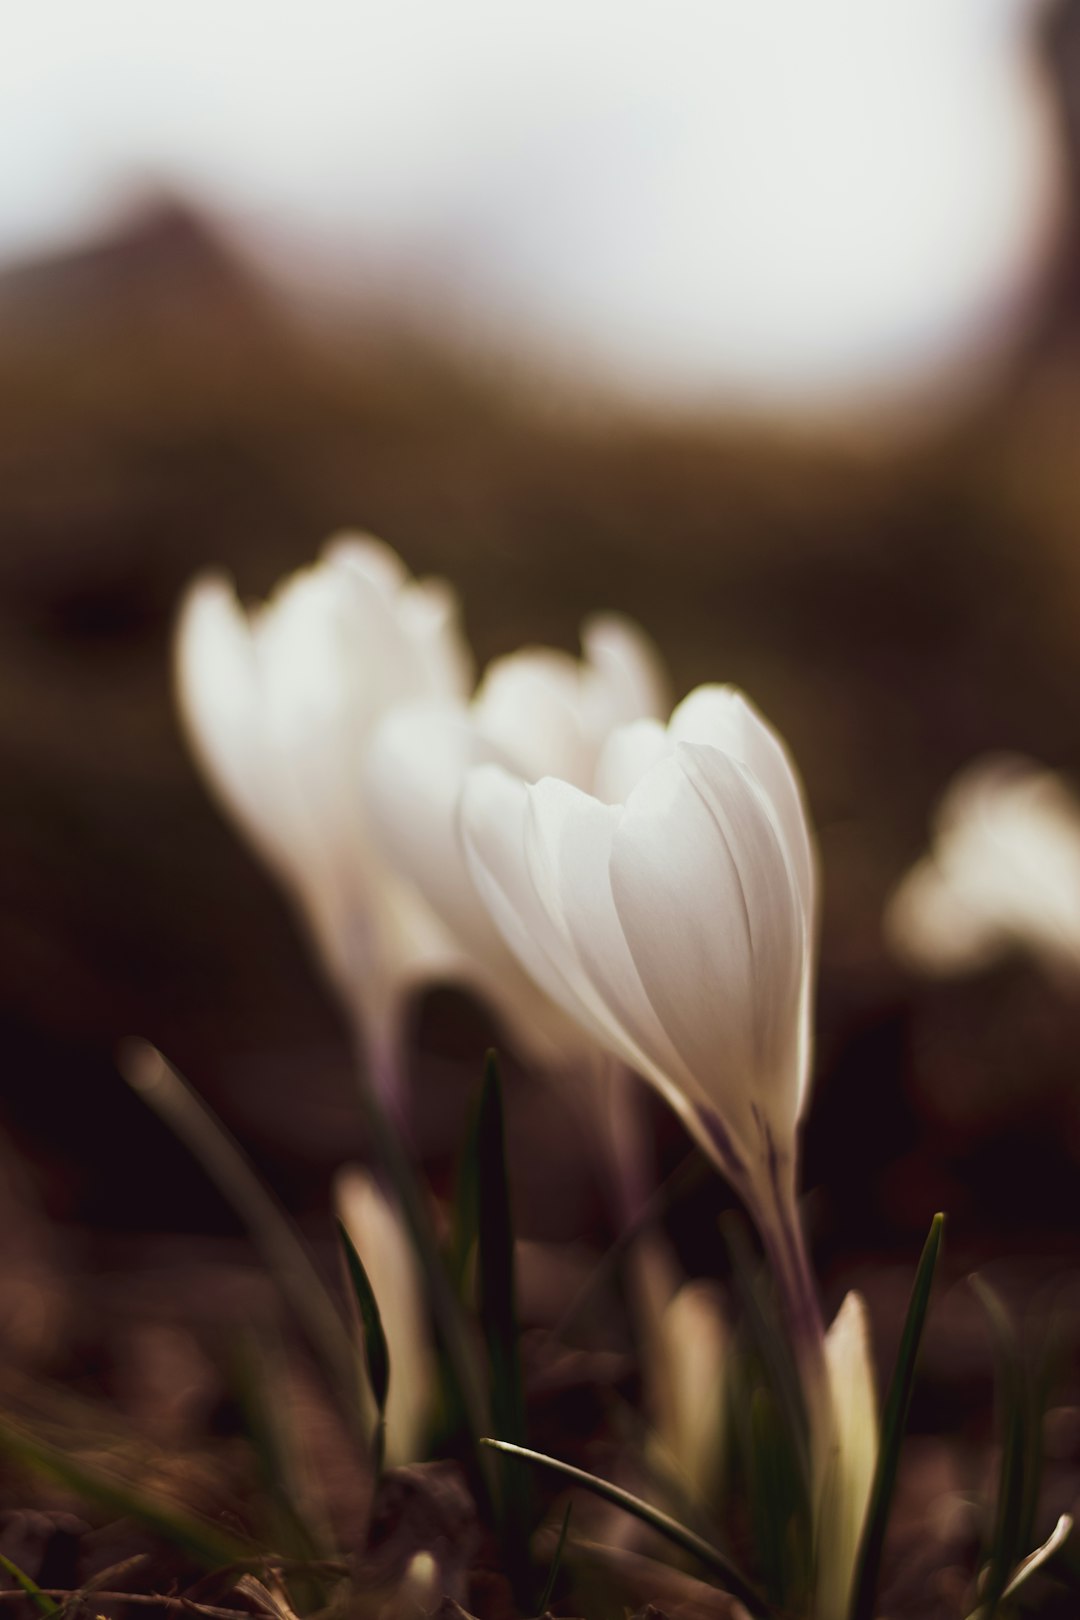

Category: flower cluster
[176, 535, 875, 1619]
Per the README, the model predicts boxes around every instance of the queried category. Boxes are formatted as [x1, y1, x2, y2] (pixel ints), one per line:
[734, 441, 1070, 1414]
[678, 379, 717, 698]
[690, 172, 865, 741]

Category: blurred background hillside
[5, 0, 1080, 1407]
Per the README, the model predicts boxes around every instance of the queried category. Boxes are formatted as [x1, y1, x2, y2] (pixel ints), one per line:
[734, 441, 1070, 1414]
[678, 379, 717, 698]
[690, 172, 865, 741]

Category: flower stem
[751, 1155, 828, 1413]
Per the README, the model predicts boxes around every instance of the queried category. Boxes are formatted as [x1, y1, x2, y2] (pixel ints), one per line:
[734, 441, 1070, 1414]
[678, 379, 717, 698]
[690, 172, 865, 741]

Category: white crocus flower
[885, 755, 1080, 980]
[335, 1167, 434, 1468]
[459, 683, 822, 1358]
[815, 1291, 878, 1620]
[174, 536, 475, 1101]
[363, 614, 668, 1073]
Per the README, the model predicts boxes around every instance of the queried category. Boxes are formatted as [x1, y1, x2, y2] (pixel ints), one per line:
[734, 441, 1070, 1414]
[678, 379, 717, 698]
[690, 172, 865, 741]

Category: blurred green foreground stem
[349, 1022, 495, 1500]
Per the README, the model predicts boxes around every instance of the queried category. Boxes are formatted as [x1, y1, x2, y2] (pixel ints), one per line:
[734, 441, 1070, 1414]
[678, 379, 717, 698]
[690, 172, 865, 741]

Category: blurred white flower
[460, 684, 821, 1347]
[655, 1277, 728, 1506]
[885, 755, 1080, 980]
[815, 1291, 878, 1620]
[335, 1166, 433, 1468]
[390, 1552, 440, 1620]
[473, 617, 671, 787]
[632, 1237, 728, 1508]
[363, 615, 668, 1071]
[174, 535, 474, 1094]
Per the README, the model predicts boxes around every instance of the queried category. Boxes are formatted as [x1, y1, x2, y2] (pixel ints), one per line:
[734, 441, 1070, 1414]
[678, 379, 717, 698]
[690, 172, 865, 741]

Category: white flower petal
[671, 689, 818, 1115]
[323, 531, 410, 592]
[593, 718, 670, 805]
[523, 777, 710, 1131]
[175, 539, 475, 1029]
[367, 704, 510, 953]
[366, 707, 585, 1062]
[396, 576, 476, 700]
[460, 766, 618, 1055]
[474, 646, 588, 784]
[253, 566, 362, 864]
[671, 685, 816, 927]
[475, 613, 668, 789]
[461, 766, 675, 1086]
[608, 743, 807, 1161]
[174, 573, 294, 880]
[580, 613, 670, 736]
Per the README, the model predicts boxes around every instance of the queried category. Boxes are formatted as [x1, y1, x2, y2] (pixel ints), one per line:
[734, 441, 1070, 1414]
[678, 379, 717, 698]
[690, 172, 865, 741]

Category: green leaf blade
[481, 1438, 768, 1617]
[476, 1054, 526, 1443]
[848, 1211, 945, 1620]
[0, 1552, 61, 1616]
[474, 1052, 533, 1602]
[118, 1040, 361, 1436]
[969, 1275, 1031, 1620]
[337, 1221, 391, 1414]
[350, 1039, 494, 1500]
[337, 1214, 391, 1475]
[537, 1500, 573, 1616]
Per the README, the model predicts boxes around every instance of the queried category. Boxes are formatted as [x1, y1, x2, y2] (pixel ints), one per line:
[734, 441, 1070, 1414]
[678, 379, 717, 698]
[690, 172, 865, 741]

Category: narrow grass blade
[229, 1333, 329, 1582]
[969, 1276, 1030, 1620]
[0, 1553, 60, 1616]
[337, 1218, 389, 1472]
[536, 1501, 573, 1616]
[1018, 1311, 1064, 1557]
[0, 1415, 251, 1568]
[450, 1090, 482, 1300]
[475, 1053, 533, 1600]
[117, 1040, 360, 1432]
[848, 1212, 945, 1620]
[481, 1439, 768, 1616]
[475, 1054, 527, 1439]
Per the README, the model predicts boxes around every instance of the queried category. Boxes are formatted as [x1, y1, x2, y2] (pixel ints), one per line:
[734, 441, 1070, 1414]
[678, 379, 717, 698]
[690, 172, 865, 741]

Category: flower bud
[335, 1167, 433, 1467]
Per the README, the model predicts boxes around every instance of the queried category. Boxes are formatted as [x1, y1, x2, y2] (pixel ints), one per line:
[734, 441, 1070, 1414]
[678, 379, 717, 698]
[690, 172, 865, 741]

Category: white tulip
[335, 1167, 434, 1468]
[815, 1291, 878, 1620]
[362, 614, 668, 1073]
[885, 754, 1080, 980]
[174, 535, 475, 1098]
[460, 684, 822, 1353]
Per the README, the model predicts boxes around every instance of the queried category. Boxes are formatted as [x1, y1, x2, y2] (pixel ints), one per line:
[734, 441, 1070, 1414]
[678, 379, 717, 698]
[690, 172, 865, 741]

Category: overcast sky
[0, 0, 1063, 410]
